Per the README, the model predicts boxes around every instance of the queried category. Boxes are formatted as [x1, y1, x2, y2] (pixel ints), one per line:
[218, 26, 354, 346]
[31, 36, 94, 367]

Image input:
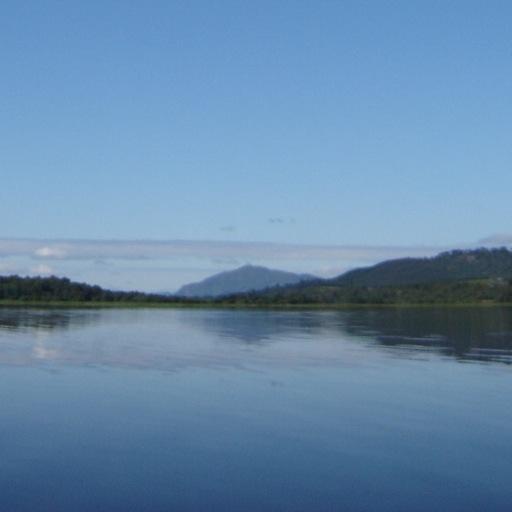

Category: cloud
[0, 261, 19, 273]
[478, 233, 512, 246]
[0, 237, 444, 263]
[93, 259, 111, 266]
[34, 246, 68, 259]
[211, 257, 241, 266]
[31, 264, 54, 275]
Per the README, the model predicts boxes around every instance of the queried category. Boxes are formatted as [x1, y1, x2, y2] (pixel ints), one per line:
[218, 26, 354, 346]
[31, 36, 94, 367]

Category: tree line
[0, 276, 187, 303]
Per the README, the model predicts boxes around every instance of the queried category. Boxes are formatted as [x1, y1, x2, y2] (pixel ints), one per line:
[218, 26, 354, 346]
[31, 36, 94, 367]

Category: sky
[1, 1, 511, 291]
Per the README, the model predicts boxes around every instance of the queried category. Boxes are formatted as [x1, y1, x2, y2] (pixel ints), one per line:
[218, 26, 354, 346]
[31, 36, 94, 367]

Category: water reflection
[0, 308, 100, 332]
[181, 307, 512, 364]
[0, 307, 512, 369]
[177, 309, 332, 344]
[341, 308, 512, 364]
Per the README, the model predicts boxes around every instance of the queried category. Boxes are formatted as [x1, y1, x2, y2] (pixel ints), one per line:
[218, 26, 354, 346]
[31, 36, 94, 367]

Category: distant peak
[176, 265, 316, 298]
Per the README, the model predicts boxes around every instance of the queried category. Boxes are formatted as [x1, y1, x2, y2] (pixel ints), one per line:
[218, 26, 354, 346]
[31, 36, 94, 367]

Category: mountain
[176, 265, 316, 298]
[220, 248, 512, 305]
[333, 248, 512, 287]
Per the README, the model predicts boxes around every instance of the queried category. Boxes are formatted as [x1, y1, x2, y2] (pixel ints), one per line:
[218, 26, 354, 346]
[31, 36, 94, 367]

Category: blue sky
[1, 1, 511, 290]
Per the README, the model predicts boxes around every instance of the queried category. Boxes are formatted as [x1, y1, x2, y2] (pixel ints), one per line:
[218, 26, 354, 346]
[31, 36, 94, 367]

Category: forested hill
[220, 248, 512, 305]
[333, 248, 512, 287]
[0, 276, 177, 303]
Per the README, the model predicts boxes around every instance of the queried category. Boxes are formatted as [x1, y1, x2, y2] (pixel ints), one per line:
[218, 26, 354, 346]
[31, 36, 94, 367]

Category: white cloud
[31, 264, 54, 275]
[34, 246, 68, 258]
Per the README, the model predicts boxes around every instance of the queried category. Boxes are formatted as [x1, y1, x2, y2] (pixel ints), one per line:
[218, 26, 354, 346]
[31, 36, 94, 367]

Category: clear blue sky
[1, 1, 511, 289]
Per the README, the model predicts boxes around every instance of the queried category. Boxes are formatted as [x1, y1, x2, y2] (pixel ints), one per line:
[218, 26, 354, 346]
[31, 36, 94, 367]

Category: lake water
[1, 307, 511, 512]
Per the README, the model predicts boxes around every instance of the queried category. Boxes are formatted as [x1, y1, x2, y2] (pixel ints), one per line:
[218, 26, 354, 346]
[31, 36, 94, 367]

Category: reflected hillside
[340, 307, 512, 364]
[1, 307, 512, 370]
[0, 308, 359, 371]
[0, 308, 101, 332]
[177, 309, 333, 344]
[181, 307, 512, 365]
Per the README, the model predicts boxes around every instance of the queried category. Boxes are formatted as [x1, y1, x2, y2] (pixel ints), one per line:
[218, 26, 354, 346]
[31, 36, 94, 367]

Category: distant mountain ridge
[2, 248, 512, 305]
[220, 248, 512, 305]
[176, 264, 316, 298]
[332, 248, 512, 287]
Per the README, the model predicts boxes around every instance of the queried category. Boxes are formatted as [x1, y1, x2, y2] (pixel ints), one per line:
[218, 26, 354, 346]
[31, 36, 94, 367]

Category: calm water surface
[0, 307, 511, 512]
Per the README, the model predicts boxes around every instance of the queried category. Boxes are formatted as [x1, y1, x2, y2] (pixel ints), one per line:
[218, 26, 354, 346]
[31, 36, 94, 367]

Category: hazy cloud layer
[0, 238, 443, 263]
[478, 233, 512, 246]
[30, 264, 53, 275]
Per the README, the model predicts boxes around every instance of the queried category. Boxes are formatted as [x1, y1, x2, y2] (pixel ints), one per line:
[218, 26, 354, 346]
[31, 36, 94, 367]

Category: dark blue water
[0, 307, 511, 512]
